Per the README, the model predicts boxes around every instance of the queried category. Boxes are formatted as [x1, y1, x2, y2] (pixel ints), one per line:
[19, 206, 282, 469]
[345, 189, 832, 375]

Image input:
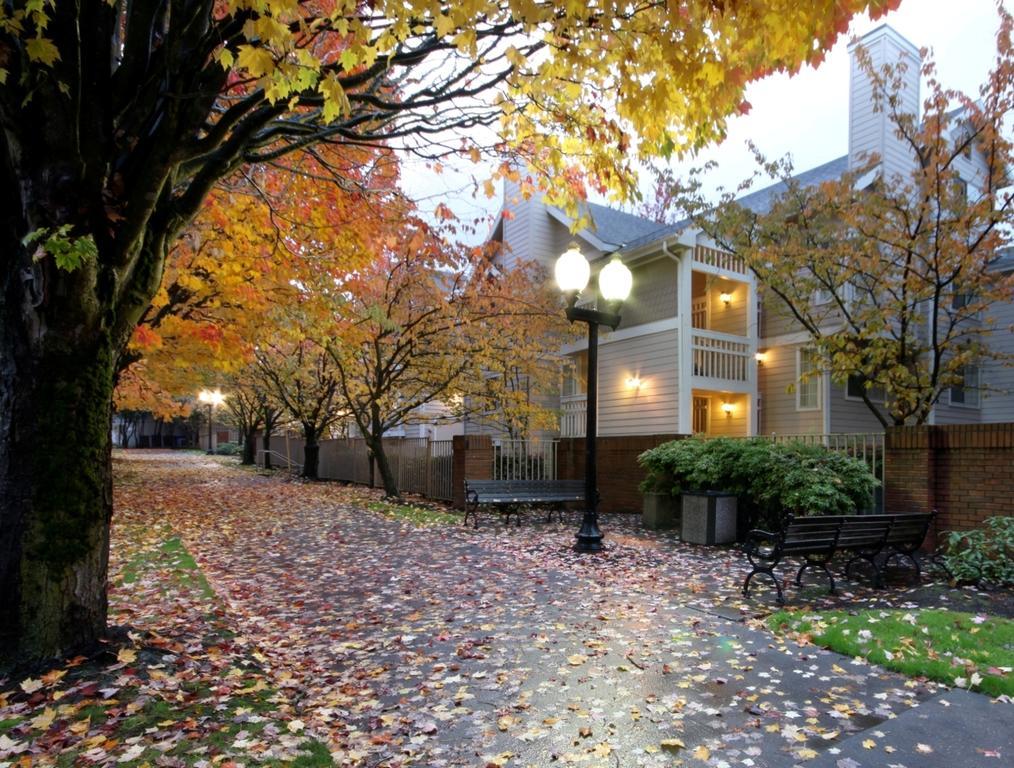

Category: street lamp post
[554, 244, 632, 553]
[197, 389, 225, 454]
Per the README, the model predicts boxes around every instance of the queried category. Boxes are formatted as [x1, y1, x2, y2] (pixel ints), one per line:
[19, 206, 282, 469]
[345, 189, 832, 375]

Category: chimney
[848, 24, 921, 181]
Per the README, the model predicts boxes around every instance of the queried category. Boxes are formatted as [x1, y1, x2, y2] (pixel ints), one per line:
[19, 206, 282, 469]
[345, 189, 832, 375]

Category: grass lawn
[365, 498, 462, 526]
[768, 608, 1014, 697]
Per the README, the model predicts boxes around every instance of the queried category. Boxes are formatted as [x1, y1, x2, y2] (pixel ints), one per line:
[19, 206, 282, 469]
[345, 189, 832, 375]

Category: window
[951, 289, 974, 311]
[949, 365, 981, 408]
[953, 177, 968, 202]
[845, 375, 885, 403]
[796, 348, 821, 411]
[813, 288, 833, 306]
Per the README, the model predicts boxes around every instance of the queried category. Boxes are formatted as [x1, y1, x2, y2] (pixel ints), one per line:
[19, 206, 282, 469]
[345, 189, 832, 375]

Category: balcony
[693, 244, 747, 276]
[560, 394, 587, 437]
[691, 329, 750, 387]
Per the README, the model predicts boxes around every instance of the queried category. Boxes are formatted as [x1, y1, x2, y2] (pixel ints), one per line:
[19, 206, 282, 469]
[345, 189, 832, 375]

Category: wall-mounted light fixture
[625, 376, 642, 391]
[755, 351, 767, 365]
[719, 292, 732, 305]
[721, 401, 735, 415]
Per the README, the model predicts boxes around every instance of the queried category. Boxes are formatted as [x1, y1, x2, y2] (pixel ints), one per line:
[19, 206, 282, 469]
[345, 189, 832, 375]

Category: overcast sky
[399, 0, 1005, 240]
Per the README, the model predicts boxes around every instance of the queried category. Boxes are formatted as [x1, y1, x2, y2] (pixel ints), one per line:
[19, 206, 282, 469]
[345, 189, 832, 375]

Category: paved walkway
[120, 453, 1013, 767]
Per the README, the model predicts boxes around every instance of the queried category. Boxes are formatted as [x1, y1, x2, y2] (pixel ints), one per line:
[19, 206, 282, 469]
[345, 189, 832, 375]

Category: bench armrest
[743, 528, 780, 555]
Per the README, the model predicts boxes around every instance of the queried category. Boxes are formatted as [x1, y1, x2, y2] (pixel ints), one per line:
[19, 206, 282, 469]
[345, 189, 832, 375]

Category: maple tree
[256, 334, 345, 482]
[1, 0, 902, 660]
[326, 219, 563, 498]
[681, 15, 1014, 426]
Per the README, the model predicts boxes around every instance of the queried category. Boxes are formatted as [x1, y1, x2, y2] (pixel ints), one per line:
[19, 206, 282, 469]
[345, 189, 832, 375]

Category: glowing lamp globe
[598, 258, 633, 302]
[555, 244, 591, 293]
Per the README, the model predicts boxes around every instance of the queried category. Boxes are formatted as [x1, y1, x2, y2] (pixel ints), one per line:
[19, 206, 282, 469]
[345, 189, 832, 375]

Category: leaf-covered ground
[1, 452, 1011, 767]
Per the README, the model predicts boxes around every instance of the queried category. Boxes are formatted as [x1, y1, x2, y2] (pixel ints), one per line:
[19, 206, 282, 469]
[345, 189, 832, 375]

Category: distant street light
[554, 244, 633, 553]
[198, 389, 225, 454]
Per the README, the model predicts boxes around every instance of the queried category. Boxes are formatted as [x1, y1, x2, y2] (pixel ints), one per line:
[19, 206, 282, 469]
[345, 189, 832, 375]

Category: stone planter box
[642, 492, 679, 529]
[681, 491, 738, 545]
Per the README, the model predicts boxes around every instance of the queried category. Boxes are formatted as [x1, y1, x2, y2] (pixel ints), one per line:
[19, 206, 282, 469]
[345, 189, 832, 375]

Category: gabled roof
[583, 202, 669, 249]
[735, 155, 849, 213]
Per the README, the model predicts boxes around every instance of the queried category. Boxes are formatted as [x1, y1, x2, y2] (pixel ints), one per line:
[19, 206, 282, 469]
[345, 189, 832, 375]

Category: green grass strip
[768, 608, 1014, 697]
[366, 499, 461, 526]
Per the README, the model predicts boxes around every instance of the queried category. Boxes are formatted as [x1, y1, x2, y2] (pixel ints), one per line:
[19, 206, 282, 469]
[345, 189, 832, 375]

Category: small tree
[326, 223, 564, 497]
[256, 336, 344, 481]
[683, 16, 1014, 425]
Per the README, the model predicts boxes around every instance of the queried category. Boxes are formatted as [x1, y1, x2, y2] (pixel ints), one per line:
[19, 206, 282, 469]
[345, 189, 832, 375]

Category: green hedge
[638, 437, 877, 528]
[213, 441, 241, 456]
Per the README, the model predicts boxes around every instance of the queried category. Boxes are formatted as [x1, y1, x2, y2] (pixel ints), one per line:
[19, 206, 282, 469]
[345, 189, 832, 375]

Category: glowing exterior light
[721, 402, 735, 414]
[719, 292, 732, 305]
[599, 258, 633, 302]
[198, 389, 225, 406]
[626, 376, 642, 391]
[554, 243, 591, 293]
[755, 352, 767, 364]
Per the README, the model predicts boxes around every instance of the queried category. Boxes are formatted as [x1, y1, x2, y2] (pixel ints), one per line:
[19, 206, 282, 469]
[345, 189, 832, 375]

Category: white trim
[560, 317, 678, 353]
[822, 371, 832, 433]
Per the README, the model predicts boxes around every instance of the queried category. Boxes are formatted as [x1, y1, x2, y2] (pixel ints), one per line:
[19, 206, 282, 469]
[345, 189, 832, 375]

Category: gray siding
[597, 329, 679, 436]
[758, 343, 823, 435]
[501, 179, 603, 269]
[829, 380, 889, 433]
[760, 288, 806, 339]
[982, 298, 1014, 422]
[618, 258, 677, 329]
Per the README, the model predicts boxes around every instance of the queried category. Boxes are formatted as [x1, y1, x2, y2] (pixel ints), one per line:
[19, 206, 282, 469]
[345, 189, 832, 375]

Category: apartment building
[490, 24, 1013, 438]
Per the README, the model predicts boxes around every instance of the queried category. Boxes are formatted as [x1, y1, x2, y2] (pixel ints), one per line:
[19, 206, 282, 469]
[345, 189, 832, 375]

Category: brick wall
[557, 434, 685, 513]
[885, 423, 1014, 541]
[451, 435, 493, 509]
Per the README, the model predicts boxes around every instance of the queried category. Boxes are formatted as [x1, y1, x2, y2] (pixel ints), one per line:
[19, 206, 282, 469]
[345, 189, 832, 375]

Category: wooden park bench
[742, 511, 935, 603]
[463, 479, 588, 529]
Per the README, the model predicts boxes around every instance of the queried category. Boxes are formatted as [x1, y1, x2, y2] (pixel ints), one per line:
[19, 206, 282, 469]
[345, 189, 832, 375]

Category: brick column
[452, 435, 493, 509]
[885, 425, 936, 549]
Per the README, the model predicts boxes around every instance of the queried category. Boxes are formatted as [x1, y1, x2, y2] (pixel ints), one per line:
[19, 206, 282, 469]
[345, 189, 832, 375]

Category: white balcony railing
[694, 245, 747, 275]
[560, 395, 587, 437]
[692, 329, 750, 383]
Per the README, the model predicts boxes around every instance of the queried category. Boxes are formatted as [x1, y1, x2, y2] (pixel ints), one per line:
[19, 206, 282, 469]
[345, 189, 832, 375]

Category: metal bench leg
[743, 566, 783, 603]
[846, 552, 882, 586]
[797, 557, 836, 594]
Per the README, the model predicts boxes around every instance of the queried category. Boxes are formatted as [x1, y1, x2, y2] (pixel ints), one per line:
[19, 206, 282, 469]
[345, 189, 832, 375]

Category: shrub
[941, 517, 1014, 587]
[214, 441, 241, 456]
[638, 437, 877, 528]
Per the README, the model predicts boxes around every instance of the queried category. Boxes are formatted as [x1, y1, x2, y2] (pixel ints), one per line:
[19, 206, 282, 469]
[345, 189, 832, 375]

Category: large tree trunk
[241, 427, 257, 465]
[302, 429, 320, 480]
[262, 430, 273, 469]
[0, 334, 117, 663]
[366, 435, 400, 498]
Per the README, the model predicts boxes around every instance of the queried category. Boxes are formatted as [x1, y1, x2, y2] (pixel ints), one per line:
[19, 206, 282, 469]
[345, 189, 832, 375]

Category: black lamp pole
[565, 300, 622, 553]
[206, 403, 213, 455]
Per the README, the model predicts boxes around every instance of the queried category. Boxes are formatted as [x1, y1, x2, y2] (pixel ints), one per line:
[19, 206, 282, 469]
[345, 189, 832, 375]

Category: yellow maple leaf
[235, 45, 275, 78]
[30, 707, 56, 730]
[567, 653, 587, 666]
[116, 647, 137, 664]
[26, 37, 60, 66]
[693, 745, 710, 761]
